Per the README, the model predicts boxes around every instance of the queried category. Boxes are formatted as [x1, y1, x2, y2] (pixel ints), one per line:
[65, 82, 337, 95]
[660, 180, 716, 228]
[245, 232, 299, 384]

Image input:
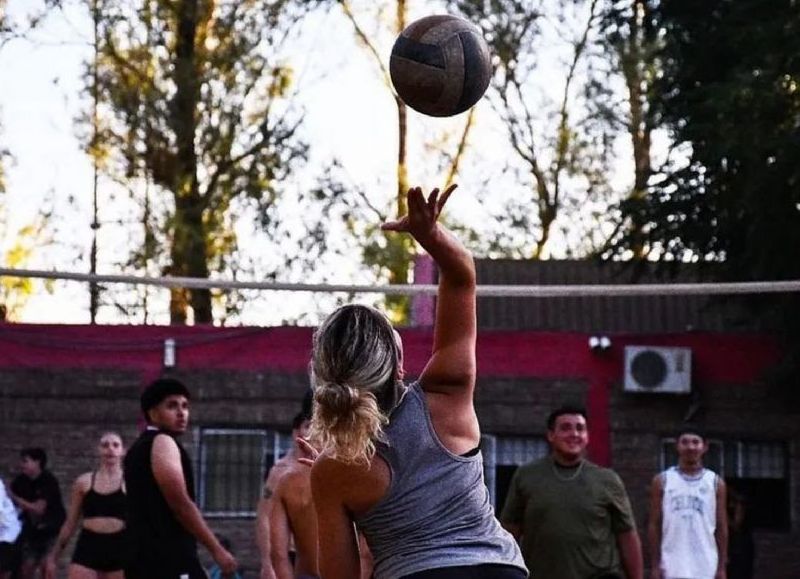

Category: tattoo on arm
[262, 486, 273, 500]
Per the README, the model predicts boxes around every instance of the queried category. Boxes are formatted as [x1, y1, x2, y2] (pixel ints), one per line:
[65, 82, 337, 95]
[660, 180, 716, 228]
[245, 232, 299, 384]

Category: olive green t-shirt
[500, 456, 635, 579]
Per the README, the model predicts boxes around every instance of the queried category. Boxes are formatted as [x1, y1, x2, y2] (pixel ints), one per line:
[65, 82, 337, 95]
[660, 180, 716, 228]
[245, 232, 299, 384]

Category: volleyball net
[2, 267, 800, 298]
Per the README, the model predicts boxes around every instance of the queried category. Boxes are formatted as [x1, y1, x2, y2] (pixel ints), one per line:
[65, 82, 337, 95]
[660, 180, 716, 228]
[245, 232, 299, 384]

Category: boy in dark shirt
[124, 377, 236, 579]
[9, 448, 66, 579]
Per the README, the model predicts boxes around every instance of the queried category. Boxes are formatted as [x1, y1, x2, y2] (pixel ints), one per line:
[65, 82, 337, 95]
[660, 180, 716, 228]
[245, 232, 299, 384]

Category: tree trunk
[169, 0, 211, 324]
[622, 0, 653, 258]
[386, 0, 411, 318]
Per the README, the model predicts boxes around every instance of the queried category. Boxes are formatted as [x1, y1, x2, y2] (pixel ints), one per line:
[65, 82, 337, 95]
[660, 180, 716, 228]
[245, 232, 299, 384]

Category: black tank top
[82, 472, 126, 519]
[123, 429, 198, 570]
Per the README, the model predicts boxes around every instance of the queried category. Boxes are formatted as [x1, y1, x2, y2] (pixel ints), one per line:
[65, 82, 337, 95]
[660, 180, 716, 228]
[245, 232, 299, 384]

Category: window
[198, 428, 291, 517]
[660, 438, 789, 530]
[481, 435, 548, 510]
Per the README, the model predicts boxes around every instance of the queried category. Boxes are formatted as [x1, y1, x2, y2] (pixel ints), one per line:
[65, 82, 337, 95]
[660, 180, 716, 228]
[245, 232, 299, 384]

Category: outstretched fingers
[426, 188, 440, 210]
[380, 218, 406, 231]
[408, 186, 427, 215]
[382, 183, 459, 231]
[437, 183, 458, 212]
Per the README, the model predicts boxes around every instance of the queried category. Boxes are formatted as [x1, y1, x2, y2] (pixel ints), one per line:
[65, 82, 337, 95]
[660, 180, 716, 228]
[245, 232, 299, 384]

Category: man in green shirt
[501, 405, 643, 579]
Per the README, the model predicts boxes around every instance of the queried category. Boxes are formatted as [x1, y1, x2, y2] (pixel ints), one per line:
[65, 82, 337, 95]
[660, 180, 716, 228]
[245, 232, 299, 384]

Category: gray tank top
[355, 383, 527, 578]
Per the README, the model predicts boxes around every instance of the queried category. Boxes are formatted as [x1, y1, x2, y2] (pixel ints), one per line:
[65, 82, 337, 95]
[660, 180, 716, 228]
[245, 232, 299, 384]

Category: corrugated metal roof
[472, 259, 762, 333]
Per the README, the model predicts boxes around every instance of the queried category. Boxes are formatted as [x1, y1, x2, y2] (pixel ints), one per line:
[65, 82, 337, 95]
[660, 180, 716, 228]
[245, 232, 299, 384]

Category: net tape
[2, 267, 799, 297]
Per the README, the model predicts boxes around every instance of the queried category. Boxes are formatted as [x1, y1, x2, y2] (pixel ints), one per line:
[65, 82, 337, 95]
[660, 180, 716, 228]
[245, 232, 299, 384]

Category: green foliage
[450, 0, 628, 259]
[608, 0, 800, 391]
[84, 0, 318, 323]
[611, 0, 800, 266]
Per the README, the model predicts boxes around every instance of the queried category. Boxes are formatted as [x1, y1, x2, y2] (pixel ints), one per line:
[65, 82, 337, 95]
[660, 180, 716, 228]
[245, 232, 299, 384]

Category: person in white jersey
[648, 427, 728, 579]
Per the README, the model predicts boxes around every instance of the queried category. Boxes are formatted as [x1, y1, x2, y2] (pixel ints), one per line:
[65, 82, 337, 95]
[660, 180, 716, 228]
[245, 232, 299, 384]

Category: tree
[607, 0, 800, 386]
[442, 0, 669, 262]
[0, 123, 53, 320]
[593, 0, 659, 257]
[0, 4, 55, 320]
[314, 0, 478, 321]
[85, 0, 318, 324]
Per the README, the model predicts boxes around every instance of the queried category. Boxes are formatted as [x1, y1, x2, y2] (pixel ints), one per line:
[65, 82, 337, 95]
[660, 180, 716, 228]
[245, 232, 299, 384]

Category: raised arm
[382, 185, 476, 396]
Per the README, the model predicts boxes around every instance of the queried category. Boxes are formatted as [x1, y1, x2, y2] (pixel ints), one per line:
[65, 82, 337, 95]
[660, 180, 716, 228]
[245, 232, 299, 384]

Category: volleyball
[389, 15, 492, 117]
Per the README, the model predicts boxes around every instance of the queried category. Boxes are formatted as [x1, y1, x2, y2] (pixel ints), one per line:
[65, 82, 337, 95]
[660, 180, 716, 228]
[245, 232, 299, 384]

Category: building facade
[0, 259, 797, 577]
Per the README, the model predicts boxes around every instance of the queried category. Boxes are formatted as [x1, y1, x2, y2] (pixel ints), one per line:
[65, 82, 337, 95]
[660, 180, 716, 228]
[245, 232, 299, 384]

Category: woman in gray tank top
[305, 185, 527, 579]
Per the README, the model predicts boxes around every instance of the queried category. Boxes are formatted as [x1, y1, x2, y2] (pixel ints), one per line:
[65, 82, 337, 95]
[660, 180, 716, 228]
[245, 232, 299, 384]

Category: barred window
[198, 428, 291, 517]
[481, 435, 548, 509]
[661, 438, 789, 530]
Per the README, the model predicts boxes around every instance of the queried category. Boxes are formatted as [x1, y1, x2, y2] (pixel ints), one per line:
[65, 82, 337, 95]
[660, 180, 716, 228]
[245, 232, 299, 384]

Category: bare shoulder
[310, 454, 352, 489]
[311, 453, 388, 517]
[152, 432, 178, 448]
[151, 433, 181, 467]
[264, 460, 291, 494]
[74, 472, 93, 493]
[311, 454, 368, 498]
[266, 459, 292, 483]
[275, 464, 309, 494]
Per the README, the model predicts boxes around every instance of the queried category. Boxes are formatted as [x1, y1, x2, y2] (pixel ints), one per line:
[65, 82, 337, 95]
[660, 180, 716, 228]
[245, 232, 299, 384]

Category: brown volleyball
[389, 14, 492, 117]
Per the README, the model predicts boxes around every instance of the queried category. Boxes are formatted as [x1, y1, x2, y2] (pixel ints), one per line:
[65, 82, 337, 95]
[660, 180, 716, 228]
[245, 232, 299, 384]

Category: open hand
[381, 184, 457, 241]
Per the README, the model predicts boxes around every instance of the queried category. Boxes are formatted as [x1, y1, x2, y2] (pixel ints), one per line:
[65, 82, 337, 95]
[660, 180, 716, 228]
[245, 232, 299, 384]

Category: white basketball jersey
[660, 466, 719, 579]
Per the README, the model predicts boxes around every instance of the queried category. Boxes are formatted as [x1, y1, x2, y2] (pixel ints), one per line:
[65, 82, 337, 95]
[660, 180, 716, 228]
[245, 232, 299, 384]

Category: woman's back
[356, 384, 525, 579]
[309, 185, 528, 579]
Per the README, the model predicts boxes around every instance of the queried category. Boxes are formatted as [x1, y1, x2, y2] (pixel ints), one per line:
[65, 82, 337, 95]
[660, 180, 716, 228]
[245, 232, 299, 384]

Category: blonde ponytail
[310, 383, 388, 465]
[310, 304, 402, 465]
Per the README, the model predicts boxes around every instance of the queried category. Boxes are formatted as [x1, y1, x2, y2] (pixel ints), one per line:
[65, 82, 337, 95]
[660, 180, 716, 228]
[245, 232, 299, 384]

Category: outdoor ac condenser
[623, 345, 692, 394]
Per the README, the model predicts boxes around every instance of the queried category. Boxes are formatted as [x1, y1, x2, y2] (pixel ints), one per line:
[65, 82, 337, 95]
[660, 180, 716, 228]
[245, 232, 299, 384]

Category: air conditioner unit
[624, 346, 692, 394]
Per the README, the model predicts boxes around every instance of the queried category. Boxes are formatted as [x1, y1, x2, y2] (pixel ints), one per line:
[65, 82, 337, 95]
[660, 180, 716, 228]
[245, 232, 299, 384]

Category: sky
[0, 0, 632, 325]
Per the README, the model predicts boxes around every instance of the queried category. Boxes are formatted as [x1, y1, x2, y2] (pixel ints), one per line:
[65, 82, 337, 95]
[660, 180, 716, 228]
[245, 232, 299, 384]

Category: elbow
[169, 496, 198, 527]
[455, 255, 477, 287]
[440, 265, 476, 293]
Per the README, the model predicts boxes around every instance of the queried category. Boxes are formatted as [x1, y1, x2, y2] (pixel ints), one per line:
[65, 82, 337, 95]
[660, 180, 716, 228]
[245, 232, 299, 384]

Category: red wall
[0, 323, 781, 464]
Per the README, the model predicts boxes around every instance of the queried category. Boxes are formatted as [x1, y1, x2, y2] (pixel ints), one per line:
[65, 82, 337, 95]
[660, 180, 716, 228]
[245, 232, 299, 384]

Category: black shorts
[403, 564, 528, 579]
[124, 555, 207, 579]
[71, 528, 127, 572]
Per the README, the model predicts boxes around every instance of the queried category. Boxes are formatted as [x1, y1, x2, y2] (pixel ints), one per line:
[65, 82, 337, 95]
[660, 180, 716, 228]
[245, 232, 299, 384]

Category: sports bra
[82, 472, 126, 520]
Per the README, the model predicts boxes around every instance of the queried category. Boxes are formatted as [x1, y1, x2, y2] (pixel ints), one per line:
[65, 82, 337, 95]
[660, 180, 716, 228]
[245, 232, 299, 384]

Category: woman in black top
[45, 432, 127, 579]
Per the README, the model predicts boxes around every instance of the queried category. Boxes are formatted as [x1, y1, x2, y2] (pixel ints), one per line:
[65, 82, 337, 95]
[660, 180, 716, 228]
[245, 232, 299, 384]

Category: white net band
[2, 267, 799, 297]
